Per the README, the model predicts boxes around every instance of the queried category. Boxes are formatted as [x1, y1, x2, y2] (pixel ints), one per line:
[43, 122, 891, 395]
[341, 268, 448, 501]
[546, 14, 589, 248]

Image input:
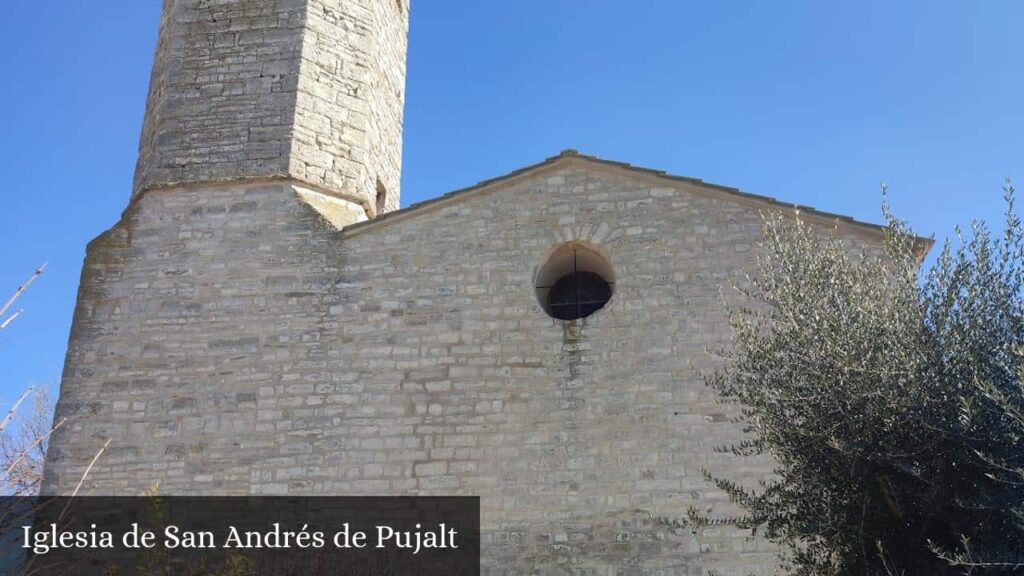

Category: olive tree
[702, 184, 1024, 575]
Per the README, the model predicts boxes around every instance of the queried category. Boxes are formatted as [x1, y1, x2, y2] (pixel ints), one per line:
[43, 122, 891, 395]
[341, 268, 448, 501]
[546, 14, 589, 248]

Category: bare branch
[0, 262, 47, 328]
[0, 387, 34, 433]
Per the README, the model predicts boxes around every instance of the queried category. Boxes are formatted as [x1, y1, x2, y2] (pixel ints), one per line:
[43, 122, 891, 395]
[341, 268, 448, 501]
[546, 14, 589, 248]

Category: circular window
[535, 243, 615, 320]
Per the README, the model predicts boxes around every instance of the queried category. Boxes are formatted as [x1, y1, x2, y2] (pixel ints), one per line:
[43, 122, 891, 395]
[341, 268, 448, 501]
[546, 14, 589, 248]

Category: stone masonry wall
[133, 0, 407, 217]
[293, 0, 408, 216]
[45, 181, 343, 491]
[45, 158, 889, 574]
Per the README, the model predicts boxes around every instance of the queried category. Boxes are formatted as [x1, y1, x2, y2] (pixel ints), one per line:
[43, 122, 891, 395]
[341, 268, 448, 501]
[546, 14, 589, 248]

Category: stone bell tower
[134, 0, 408, 219]
[43, 0, 410, 494]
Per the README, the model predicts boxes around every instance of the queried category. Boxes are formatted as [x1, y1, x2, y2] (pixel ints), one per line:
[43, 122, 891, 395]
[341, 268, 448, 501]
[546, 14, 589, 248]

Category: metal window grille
[536, 248, 613, 320]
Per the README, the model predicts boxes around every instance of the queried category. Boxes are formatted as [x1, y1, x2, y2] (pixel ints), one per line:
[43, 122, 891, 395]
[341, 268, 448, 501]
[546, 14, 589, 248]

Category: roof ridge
[342, 151, 927, 253]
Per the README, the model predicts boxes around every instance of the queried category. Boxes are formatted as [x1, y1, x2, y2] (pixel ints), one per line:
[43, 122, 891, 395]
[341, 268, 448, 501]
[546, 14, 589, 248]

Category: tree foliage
[704, 183, 1024, 575]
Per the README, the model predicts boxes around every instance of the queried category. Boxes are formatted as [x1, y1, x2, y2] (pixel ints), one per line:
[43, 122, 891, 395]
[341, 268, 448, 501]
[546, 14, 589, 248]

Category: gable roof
[342, 149, 933, 254]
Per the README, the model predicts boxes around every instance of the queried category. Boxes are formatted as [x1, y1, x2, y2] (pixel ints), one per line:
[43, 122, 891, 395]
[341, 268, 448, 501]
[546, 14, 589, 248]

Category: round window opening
[535, 243, 615, 321]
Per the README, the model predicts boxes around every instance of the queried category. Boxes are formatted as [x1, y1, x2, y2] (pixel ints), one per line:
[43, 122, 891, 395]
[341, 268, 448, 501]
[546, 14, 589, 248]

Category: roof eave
[342, 150, 932, 257]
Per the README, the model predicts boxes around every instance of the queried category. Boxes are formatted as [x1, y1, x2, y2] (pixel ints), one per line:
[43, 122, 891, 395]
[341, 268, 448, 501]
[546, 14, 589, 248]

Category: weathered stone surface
[45, 154, 888, 574]
[45, 1, 894, 573]
[133, 0, 407, 217]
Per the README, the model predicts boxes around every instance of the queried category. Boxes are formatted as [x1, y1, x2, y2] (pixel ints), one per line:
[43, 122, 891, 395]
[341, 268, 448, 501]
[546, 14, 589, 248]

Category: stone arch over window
[534, 241, 615, 320]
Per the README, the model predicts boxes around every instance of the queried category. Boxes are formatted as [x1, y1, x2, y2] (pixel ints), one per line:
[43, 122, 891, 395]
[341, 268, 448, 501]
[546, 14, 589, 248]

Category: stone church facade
[43, 1, 894, 573]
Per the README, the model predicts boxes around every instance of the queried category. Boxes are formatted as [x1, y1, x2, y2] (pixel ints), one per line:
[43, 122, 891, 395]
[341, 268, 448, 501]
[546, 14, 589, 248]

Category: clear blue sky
[0, 1, 1021, 403]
